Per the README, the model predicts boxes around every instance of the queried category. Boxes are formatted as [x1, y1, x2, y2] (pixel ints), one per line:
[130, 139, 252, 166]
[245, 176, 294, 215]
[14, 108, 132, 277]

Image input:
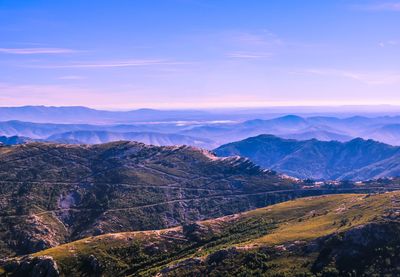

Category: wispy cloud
[353, 2, 400, 11]
[227, 51, 273, 59]
[58, 75, 86, 80]
[305, 68, 400, 85]
[31, 59, 183, 69]
[0, 47, 77, 54]
[379, 40, 399, 47]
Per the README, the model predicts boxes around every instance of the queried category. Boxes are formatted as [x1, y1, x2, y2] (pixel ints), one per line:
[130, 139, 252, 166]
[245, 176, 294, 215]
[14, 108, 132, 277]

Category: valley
[4, 108, 400, 148]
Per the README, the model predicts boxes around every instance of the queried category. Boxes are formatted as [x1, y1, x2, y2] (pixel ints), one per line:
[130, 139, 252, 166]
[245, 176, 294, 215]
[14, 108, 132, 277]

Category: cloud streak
[58, 75, 86, 80]
[31, 59, 184, 69]
[0, 47, 77, 54]
[227, 51, 273, 59]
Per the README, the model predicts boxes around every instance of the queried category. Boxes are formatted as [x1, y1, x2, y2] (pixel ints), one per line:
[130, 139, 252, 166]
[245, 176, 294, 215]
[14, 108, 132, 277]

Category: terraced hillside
[0, 141, 301, 258]
[3, 192, 400, 276]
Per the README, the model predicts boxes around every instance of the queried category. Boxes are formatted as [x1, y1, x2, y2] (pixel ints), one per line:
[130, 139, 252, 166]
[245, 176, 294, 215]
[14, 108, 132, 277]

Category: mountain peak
[276, 114, 305, 122]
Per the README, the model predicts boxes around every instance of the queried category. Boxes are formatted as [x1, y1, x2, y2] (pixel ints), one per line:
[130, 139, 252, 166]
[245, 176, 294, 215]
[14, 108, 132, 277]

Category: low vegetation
[3, 192, 400, 276]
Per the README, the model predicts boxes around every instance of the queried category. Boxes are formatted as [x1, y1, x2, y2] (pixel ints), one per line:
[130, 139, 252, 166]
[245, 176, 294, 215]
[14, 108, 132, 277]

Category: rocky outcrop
[182, 222, 216, 242]
[2, 256, 59, 277]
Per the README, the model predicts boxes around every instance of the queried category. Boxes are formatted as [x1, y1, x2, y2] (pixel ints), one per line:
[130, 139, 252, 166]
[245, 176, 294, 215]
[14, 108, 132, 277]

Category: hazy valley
[4, 107, 400, 148]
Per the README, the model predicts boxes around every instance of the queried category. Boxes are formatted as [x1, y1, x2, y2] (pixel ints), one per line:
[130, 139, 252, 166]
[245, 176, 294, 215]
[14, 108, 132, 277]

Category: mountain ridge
[214, 135, 400, 180]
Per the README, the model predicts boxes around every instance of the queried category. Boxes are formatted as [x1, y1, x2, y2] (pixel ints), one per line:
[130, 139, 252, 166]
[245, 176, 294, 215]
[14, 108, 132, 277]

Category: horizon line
[1, 104, 400, 112]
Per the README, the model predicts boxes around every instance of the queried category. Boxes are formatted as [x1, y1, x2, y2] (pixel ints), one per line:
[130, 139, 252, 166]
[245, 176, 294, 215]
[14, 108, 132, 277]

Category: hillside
[3, 192, 400, 276]
[0, 141, 303, 259]
[214, 135, 400, 180]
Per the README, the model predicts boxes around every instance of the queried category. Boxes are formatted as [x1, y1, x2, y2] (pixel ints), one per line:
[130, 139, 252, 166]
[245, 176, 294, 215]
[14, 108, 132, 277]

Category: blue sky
[0, 0, 400, 109]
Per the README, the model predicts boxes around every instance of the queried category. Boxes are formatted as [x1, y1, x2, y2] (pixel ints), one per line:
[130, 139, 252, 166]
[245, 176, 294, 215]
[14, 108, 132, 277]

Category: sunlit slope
[4, 192, 400, 276]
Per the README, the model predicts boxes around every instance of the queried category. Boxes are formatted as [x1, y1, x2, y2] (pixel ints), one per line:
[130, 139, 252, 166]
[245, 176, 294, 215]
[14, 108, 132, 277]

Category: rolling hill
[214, 135, 400, 180]
[3, 192, 400, 276]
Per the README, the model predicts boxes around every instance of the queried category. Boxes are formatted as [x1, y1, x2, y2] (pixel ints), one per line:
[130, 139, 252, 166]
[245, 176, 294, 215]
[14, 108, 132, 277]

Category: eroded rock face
[2, 255, 59, 277]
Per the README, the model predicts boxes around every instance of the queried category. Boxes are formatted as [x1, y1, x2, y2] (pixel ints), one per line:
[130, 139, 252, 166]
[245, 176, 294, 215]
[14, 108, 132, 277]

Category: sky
[0, 0, 400, 109]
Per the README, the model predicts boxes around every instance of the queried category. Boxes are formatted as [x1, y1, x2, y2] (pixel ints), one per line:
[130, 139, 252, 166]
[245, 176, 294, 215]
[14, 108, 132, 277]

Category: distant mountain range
[0, 120, 218, 148]
[0, 106, 212, 124]
[0, 120, 186, 138]
[181, 114, 400, 146]
[3, 106, 400, 147]
[4, 105, 400, 124]
[214, 135, 400, 180]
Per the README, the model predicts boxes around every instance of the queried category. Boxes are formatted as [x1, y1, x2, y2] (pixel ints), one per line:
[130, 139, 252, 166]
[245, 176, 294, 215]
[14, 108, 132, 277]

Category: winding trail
[1, 186, 397, 220]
